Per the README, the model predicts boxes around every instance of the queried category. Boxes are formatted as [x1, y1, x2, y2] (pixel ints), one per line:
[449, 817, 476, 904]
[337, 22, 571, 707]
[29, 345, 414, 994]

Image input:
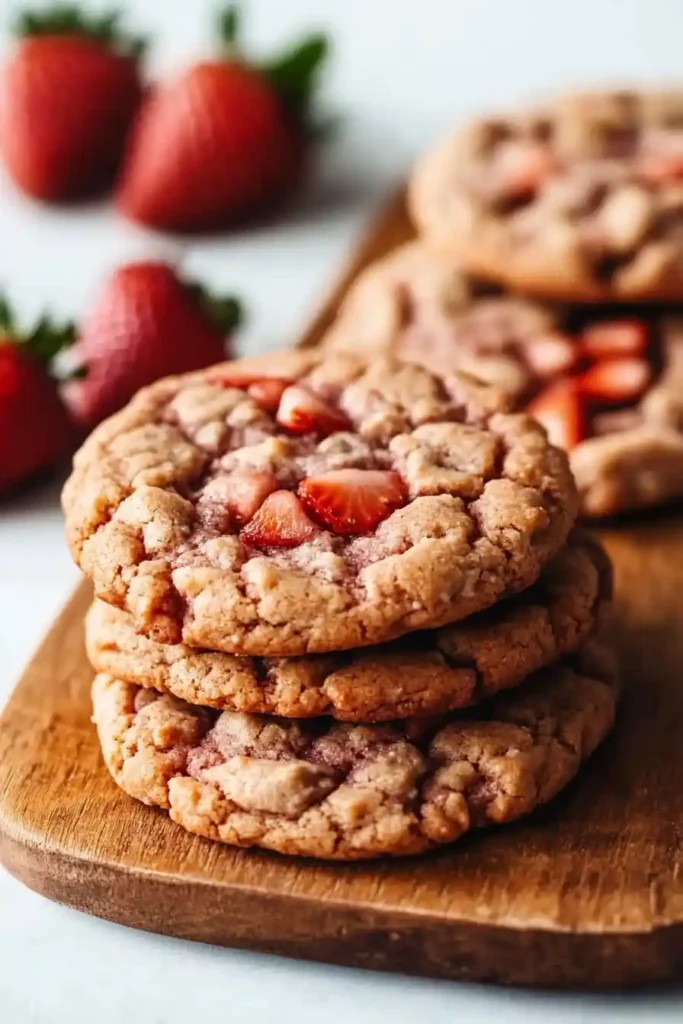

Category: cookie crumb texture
[63, 350, 576, 655]
[92, 643, 618, 860]
[324, 242, 683, 517]
[410, 89, 683, 302]
[86, 532, 609, 721]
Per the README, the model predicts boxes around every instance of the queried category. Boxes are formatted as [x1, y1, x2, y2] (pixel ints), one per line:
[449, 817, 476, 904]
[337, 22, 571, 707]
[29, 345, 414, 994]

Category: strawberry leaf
[217, 4, 241, 50]
[15, 4, 146, 60]
[262, 33, 330, 127]
[0, 293, 76, 367]
[185, 281, 244, 336]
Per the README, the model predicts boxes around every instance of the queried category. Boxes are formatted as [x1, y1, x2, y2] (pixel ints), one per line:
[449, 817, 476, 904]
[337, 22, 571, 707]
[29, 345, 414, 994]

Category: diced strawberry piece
[276, 384, 351, 436]
[524, 332, 577, 378]
[497, 140, 556, 198]
[577, 358, 651, 404]
[638, 151, 683, 184]
[299, 469, 407, 536]
[225, 468, 278, 524]
[209, 370, 291, 391]
[247, 378, 290, 411]
[239, 490, 318, 548]
[527, 380, 586, 451]
[579, 320, 648, 360]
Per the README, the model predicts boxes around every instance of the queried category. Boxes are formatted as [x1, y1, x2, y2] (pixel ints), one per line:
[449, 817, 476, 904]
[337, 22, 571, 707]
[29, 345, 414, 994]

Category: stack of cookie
[62, 349, 618, 860]
[324, 87, 683, 519]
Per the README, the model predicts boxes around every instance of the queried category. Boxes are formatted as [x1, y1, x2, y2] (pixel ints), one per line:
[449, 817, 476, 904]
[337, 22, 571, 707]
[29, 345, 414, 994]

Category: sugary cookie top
[63, 349, 576, 655]
[411, 89, 683, 300]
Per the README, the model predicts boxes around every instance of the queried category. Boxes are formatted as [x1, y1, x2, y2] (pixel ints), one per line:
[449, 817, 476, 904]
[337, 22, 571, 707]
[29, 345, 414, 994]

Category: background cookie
[86, 532, 610, 721]
[92, 641, 619, 861]
[410, 88, 683, 302]
[322, 243, 683, 517]
[63, 349, 577, 655]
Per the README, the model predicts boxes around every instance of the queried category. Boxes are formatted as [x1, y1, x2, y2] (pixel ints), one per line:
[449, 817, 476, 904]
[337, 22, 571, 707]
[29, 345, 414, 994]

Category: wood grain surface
[1, 192, 682, 989]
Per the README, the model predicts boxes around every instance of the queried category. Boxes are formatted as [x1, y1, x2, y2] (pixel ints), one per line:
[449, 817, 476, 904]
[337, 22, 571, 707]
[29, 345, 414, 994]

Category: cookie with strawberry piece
[0, 5, 145, 201]
[86, 532, 611, 722]
[322, 241, 683, 517]
[62, 349, 577, 655]
[410, 88, 683, 302]
[92, 639, 619, 860]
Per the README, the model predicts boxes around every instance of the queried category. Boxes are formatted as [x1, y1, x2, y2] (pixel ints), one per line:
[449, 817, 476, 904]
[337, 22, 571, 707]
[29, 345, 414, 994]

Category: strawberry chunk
[240, 490, 318, 548]
[524, 332, 577, 378]
[276, 385, 351, 436]
[299, 469, 407, 536]
[496, 140, 556, 199]
[225, 468, 278, 524]
[247, 378, 290, 411]
[638, 151, 683, 184]
[580, 320, 648, 360]
[578, 358, 651, 404]
[527, 380, 586, 451]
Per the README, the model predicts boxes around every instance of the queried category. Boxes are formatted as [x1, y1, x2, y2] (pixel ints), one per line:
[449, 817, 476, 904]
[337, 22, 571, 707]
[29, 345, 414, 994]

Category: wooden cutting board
[1, 193, 683, 990]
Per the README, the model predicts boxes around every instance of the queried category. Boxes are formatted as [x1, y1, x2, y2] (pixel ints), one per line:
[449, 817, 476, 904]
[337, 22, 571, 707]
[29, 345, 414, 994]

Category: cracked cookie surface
[92, 641, 618, 860]
[63, 349, 577, 655]
[410, 88, 683, 302]
[86, 532, 610, 721]
[323, 241, 683, 516]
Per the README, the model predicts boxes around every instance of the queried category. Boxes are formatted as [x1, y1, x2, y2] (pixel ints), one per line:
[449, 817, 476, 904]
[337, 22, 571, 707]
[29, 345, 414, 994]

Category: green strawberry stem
[186, 282, 244, 336]
[0, 294, 76, 368]
[15, 4, 146, 60]
[217, 4, 330, 130]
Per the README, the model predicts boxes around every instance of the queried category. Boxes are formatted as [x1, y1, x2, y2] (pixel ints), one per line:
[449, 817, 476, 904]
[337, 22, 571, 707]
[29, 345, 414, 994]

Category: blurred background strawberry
[0, 298, 75, 494]
[0, 5, 145, 202]
[64, 261, 243, 429]
[116, 5, 329, 233]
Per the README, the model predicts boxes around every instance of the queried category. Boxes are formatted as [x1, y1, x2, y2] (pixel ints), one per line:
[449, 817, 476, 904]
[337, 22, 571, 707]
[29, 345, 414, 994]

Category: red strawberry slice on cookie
[580, 320, 648, 360]
[527, 380, 586, 451]
[209, 371, 292, 412]
[299, 469, 407, 536]
[276, 385, 351, 436]
[497, 140, 556, 199]
[524, 332, 577, 378]
[224, 468, 278, 524]
[240, 490, 318, 547]
[578, 358, 651, 404]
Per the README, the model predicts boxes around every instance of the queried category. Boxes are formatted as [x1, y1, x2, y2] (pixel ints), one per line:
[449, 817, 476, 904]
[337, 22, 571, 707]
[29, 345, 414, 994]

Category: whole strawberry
[0, 5, 145, 201]
[64, 261, 243, 429]
[117, 6, 328, 233]
[0, 299, 75, 494]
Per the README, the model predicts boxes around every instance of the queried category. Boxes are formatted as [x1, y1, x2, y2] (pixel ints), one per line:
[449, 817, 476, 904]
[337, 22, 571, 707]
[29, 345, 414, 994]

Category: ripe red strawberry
[0, 297, 75, 494]
[276, 384, 351, 436]
[579, 320, 648, 360]
[116, 7, 329, 233]
[64, 261, 242, 429]
[240, 490, 318, 548]
[299, 469, 407, 536]
[527, 380, 586, 451]
[578, 358, 651, 404]
[0, 6, 145, 201]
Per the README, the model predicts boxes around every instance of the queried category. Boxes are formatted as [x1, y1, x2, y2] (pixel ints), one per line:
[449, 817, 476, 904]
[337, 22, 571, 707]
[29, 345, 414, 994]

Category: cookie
[92, 641, 619, 860]
[86, 531, 610, 721]
[323, 242, 683, 516]
[62, 348, 577, 655]
[410, 88, 683, 302]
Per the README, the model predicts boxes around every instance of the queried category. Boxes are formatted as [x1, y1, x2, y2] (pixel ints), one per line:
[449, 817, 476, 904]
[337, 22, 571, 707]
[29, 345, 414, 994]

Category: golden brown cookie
[62, 349, 576, 655]
[410, 88, 683, 302]
[92, 641, 619, 860]
[86, 532, 610, 721]
[323, 242, 683, 516]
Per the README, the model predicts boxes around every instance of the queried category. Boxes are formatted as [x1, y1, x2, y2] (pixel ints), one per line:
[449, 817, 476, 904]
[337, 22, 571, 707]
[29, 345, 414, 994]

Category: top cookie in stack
[410, 88, 683, 302]
[62, 348, 576, 656]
